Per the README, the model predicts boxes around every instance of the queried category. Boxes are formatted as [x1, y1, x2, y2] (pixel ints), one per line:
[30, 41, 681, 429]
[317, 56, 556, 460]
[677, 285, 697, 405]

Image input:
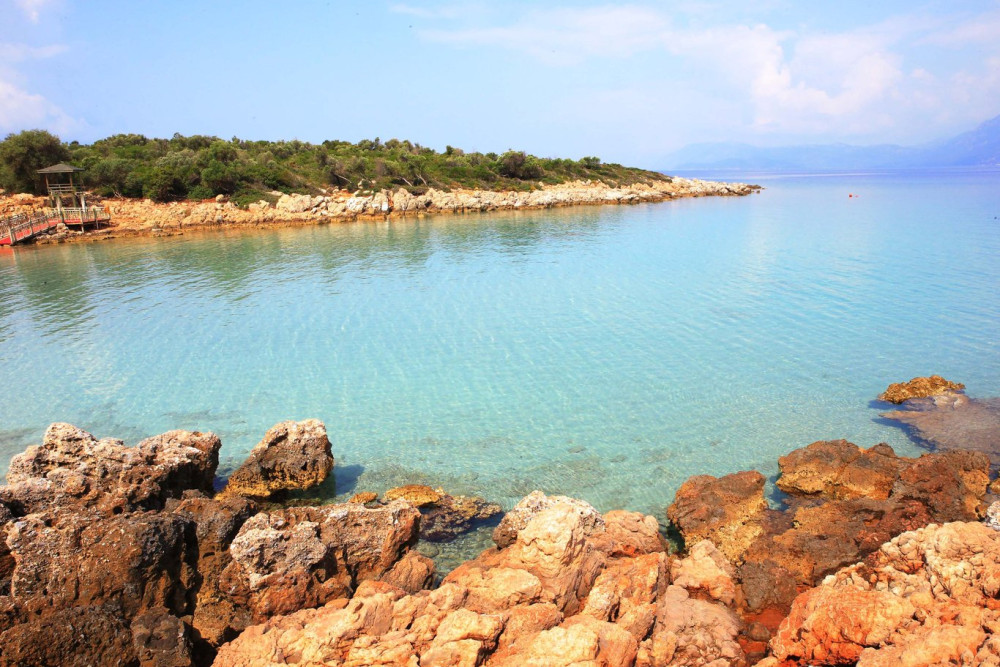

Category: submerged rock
[882, 394, 1000, 463]
[878, 374, 965, 403]
[220, 419, 333, 499]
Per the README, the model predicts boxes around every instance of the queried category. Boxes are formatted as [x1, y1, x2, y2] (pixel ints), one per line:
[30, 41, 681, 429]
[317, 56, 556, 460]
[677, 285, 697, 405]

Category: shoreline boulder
[220, 419, 333, 499]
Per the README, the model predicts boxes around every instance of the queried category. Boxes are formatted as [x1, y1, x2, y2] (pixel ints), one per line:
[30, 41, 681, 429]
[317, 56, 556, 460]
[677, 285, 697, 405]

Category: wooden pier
[0, 161, 113, 245]
[0, 207, 111, 245]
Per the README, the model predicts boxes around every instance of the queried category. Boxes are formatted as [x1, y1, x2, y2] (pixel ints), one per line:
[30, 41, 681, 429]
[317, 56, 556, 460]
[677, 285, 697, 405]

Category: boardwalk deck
[0, 207, 110, 246]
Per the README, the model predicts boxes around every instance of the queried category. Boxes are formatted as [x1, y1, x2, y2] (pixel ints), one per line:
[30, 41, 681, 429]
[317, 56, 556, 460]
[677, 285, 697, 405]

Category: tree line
[0, 130, 667, 206]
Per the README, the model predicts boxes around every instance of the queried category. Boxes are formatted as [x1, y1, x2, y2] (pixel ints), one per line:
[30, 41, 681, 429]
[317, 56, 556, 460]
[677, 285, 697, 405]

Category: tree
[0, 129, 69, 194]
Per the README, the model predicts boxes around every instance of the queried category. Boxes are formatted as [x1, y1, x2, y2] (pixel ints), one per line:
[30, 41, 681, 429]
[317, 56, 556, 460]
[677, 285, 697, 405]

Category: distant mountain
[664, 114, 1000, 171]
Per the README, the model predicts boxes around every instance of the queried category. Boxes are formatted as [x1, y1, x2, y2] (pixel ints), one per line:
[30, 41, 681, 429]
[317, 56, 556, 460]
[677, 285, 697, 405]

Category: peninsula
[0, 131, 759, 244]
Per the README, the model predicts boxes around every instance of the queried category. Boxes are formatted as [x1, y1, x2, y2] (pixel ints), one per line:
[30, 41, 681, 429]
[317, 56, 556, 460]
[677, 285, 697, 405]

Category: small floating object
[849, 193, 854, 198]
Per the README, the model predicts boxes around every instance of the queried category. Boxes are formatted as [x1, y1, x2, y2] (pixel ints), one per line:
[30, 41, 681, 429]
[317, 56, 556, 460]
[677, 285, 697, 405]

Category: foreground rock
[220, 419, 333, 499]
[0, 419, 433, 666]
[763, 521, 1000, 666]
[213, 493, 742, 667]
[878, 374, 965, 404]
[666, 439, 991, 655]
[220, 501, 428, 622]
[2, 422, 220, 513]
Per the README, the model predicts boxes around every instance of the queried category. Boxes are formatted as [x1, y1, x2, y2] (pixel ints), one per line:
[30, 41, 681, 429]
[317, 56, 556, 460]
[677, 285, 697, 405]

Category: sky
[1, 0, 999, 167]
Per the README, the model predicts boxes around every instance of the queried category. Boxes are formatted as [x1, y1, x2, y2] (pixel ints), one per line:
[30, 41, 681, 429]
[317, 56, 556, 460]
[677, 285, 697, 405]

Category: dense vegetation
[0, 130, 668, 206]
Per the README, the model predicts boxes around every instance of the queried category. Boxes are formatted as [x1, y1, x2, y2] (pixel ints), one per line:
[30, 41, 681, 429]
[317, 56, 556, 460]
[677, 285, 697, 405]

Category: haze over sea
[1, 169, 998, 520]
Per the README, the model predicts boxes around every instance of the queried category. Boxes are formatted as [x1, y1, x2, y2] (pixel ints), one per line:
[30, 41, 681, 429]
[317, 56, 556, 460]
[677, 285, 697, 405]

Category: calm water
[1, 170, 999, 521]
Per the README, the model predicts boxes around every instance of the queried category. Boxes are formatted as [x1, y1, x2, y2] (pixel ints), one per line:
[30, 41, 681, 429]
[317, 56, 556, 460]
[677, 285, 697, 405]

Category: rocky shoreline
[1, 376, 998, 666]
[0, 176, 760, 245]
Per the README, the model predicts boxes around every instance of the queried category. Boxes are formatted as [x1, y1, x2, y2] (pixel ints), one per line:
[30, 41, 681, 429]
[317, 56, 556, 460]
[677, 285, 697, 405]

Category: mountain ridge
[664, 114, 1000, 171]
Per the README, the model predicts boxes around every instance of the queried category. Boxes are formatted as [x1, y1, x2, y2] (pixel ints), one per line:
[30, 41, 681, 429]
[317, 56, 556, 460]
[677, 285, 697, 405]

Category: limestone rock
[987, 501, 1000, 531]
[670, 539, 737, 605]
[2, 423, 220, 514]
[221, 500, 420, 620]
[878, 374, 965, 403]
[642, 584, 746, 667]
[770, 521, 1000, 665]
[130, 607, 194, 667]
[0, 604, 139, 667]
[6, 508, 197, 619]
[348, 491, 378, 504]
[666, 470, 767, 564]
[384, 484, 442, 506]
[493, 490, 605, 549]
[221, 419, 333, 499]
[166, 494, 258, 651]
[777, 440, 900, 500]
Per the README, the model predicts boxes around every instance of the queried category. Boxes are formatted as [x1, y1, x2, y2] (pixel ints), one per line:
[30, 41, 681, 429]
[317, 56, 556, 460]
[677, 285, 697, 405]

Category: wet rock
[221, 500, 420, 620]
[492, 489, 604, 549]
[878, 374, 965, 403]
[666, 470, 767, 563]
[221, 419, 333, 499]
[384, 483, 442, 506]
[2, 423, 220, 514]
[348, 491, 377, 504]
[770, 521, 1000, 665]
[419, 492, 503, 542]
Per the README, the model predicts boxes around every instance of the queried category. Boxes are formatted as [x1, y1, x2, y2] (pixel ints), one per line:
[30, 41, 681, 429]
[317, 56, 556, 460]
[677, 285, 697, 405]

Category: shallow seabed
[1, 170, 998, 523]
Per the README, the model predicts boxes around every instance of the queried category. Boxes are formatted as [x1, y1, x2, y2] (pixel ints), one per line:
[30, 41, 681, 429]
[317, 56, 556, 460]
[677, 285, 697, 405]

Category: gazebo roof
[37, 163, 84, 174]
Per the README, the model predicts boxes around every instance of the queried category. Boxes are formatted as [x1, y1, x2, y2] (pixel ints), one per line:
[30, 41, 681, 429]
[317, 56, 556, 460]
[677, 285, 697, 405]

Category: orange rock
[666, 470, 767, 564]
[348, 491, 378, 504]
[383, 484, 443, 507]
[878, 375, 965, 404]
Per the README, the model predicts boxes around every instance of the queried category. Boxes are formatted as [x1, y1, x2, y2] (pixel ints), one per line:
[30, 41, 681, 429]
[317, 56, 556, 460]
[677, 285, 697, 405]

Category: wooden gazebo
[37, 163, 85, 212]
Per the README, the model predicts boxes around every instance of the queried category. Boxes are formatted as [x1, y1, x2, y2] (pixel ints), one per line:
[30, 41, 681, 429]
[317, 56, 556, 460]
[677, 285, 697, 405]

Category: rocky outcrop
[213, 492, 744, 667]
[878, 374, 965, 403]
[0, 421, 425, 667]
[2, 422, 220, 514]
[666, 439, 992, 656]
[666, 470, 768, 564]
[220, 501, 424, 622]
[220, 419, 333, 499]
[6, 177, 761, 245]
[765, 521, 1000, 666]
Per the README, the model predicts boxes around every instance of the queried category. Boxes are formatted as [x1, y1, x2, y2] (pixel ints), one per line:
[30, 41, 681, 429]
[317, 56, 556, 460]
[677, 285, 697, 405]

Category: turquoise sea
[2, 170, 999, 524]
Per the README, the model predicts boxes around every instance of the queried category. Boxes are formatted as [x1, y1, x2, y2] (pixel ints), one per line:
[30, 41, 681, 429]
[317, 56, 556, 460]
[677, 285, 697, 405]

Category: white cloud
[0, 37, 82, 136]
[0, 78, 81, 135]
[415, 3, 1000, 143]
[14, 0, 53, 23]
[0, 42, 67, 63]
[421, 5, 667, 65]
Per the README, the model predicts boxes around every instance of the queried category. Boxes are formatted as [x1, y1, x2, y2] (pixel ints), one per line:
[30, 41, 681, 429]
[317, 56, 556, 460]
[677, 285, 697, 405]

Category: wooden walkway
[0, 207, 110, 246]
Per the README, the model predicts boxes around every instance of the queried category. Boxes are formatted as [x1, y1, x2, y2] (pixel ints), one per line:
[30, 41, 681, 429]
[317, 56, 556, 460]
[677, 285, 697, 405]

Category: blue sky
[1, 0, 999, 166]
